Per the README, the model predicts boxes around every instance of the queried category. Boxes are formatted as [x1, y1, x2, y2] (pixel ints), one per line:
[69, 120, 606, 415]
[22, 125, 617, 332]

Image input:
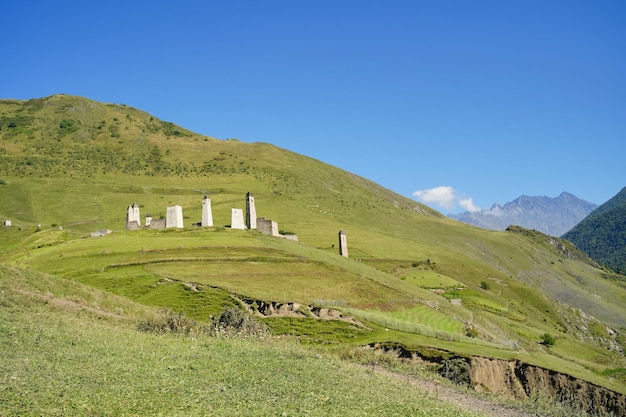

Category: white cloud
[413, 186, 457, 210]
[413, 186, 482, 213]
[459, 197, 480, 213]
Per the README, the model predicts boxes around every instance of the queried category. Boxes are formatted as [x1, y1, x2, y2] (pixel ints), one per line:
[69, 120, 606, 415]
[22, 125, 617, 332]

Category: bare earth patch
[363, 364, 538, 417]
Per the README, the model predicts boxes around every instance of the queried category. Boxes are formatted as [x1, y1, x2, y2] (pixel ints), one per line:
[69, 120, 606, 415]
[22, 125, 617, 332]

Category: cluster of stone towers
[125, 202, 185, 230]
[123, 193, 354, 253]
[124, 192, 295, 242]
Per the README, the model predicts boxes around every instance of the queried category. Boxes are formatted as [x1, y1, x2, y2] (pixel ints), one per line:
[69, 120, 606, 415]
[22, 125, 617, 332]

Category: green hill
[563, 186, 626, 274]
[2, 95, 626, 411]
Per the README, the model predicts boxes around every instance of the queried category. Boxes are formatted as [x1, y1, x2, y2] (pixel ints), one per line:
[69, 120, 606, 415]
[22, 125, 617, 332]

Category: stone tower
[201, 194, 213, 227]
[231, 208, 245, 230]
[126, 202, 141, 230]
[338, 229, 348, 257]
[246, 192, 257, 230]
[166, 205, 184, 228]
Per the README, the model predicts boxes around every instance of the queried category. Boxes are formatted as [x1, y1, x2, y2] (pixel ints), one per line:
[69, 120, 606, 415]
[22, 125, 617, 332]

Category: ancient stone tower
[246, 192, 257, 230]
[231, 208, 245, 229]
[126, 202, 141, 230]
[338, 229, 348, 257]
[201, 194, 213, 227]
[166, 205, 184, 228]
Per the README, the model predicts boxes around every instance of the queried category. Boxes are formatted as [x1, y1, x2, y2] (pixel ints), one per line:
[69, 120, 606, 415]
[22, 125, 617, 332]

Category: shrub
[479, 280, 491, 290]
[59, 119, 73, 129]
[439, 357, 470, 385]
[465, 326, 479, 338]
[539, 332, 555, 346]
[0, 179, 6, 185]
[138, 309, 210, 336]
[214, 306, 270, 337]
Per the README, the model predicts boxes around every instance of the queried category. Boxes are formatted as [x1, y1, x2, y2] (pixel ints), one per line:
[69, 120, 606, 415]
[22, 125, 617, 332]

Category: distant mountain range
[449, 192, 597, 236]
[563, 186, 626, 274]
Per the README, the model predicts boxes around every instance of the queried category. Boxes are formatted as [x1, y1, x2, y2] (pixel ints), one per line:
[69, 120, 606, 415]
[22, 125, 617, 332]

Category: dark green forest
[563, 186, 626, 274]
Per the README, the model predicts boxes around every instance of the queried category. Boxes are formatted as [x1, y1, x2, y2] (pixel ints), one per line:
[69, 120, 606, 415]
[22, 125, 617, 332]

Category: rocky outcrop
[468, 357, 626, 416]
[239, 298, 358, 323]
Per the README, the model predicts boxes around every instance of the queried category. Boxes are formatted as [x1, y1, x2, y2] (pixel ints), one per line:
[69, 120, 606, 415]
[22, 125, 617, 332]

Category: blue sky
[2, 1, 625, 214]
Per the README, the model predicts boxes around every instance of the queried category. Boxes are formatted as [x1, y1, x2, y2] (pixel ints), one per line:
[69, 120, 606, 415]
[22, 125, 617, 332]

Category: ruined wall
[281, 234, 299, 242]
[146, 218, 166, 230]
[90, 229, 112, 237]
[126, 221, 141, 231]
[257, 217, 278, 237]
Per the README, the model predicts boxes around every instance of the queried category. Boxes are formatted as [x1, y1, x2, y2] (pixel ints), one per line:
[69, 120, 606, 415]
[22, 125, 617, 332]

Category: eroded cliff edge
[468, 357, 624, 416]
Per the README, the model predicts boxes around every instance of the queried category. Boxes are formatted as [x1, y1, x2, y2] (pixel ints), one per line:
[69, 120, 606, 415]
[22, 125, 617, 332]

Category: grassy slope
[0, 265, 483, 417]
[1, 95, 626, 395]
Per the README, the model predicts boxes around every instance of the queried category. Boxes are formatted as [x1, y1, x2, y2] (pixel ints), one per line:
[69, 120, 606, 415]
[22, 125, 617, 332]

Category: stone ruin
[125, 202, 141, 231]
[257, 217, 299, 241]
[338, 229, 348, 257]
[257, 217, 278, 236]
[90, 229, 112, 238]
[231, 208, 245, 230]
[120, 191, 299, 242]
[166, 205, 184, 229]
[145, 213, 165, 230]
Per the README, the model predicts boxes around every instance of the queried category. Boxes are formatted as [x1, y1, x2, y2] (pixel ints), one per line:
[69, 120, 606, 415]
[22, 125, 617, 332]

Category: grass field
[0, 265, 483, 417]
[3, 225, 626, 396]
[398, 268, 465, 289]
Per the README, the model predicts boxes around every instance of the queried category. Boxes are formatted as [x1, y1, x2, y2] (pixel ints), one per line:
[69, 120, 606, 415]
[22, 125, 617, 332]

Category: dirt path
[363, 364, 538, 417]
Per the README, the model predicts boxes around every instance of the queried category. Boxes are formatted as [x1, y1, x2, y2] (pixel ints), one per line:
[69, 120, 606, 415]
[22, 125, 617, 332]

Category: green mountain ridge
[2, 94, 626, 403]
[563, 186, 626, 274]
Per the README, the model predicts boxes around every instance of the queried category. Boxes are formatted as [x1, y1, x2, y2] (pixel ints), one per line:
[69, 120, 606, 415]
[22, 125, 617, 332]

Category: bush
[439, 357, 470, 385]
[539, 332, 555, 346]
[138, 309, 210, 336]
[465, 326, 479, 338]
[0, 179, 6, 185]
[479, 280, 491, 290]
[59, 119, 73, 129]
[214, 306, 270, 337]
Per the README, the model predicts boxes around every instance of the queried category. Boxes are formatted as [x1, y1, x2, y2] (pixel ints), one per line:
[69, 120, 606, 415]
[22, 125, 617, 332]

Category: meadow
[1, 265, 485, 417]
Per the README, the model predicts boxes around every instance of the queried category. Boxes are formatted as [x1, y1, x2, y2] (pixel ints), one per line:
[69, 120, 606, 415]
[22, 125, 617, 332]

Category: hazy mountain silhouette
[450, 192, 597, 236]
